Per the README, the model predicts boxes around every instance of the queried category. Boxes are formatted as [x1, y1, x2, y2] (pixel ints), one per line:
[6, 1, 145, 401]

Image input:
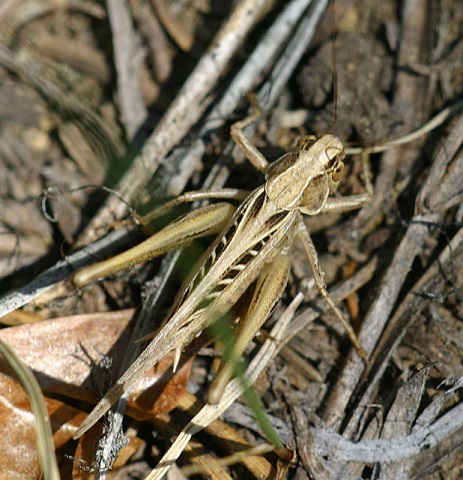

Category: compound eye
[297, 135, 317, 151]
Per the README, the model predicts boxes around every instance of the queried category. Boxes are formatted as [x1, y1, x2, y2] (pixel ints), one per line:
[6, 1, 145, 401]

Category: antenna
[327, 0, 338, 134]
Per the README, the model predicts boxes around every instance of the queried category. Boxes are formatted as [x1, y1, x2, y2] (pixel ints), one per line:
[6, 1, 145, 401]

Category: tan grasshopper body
[73, 107, 372, 438]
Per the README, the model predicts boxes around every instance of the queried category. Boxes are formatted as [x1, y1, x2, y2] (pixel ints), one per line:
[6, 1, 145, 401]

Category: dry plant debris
[0, 0, 462, 478]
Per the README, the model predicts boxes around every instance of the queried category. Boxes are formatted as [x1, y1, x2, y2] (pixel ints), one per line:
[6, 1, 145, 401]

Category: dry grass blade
[0, 337, 60, 480]
[172, 390, 277, 478]
[179, 443, 277, 478]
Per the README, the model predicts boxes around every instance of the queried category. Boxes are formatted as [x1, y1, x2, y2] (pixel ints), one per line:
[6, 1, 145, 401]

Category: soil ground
[0, 0, 462, 478]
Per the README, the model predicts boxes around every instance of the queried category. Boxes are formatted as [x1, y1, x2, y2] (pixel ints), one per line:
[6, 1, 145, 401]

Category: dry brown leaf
[0, 369, 145, 479]
[0, 372, 86, 479]
[0, 309, 193, 476]
[0, 309, 191, 412]
[0, 309, 138, 402]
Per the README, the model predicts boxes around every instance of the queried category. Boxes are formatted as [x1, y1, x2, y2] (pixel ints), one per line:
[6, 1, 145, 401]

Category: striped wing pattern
[165, 185, 298, 344]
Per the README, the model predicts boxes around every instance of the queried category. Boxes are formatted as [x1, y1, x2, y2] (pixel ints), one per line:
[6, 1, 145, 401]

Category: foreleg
[297, 221, 367, 361]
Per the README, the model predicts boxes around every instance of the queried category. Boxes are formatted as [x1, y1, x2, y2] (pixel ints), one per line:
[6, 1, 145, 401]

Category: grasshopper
[73, 97, 372, 439]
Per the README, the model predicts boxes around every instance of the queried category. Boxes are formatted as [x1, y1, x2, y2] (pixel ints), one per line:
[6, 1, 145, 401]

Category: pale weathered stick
[107, 0, 146, 138]
[312, 394, 463, 463]
[0, 228, 131, 317]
